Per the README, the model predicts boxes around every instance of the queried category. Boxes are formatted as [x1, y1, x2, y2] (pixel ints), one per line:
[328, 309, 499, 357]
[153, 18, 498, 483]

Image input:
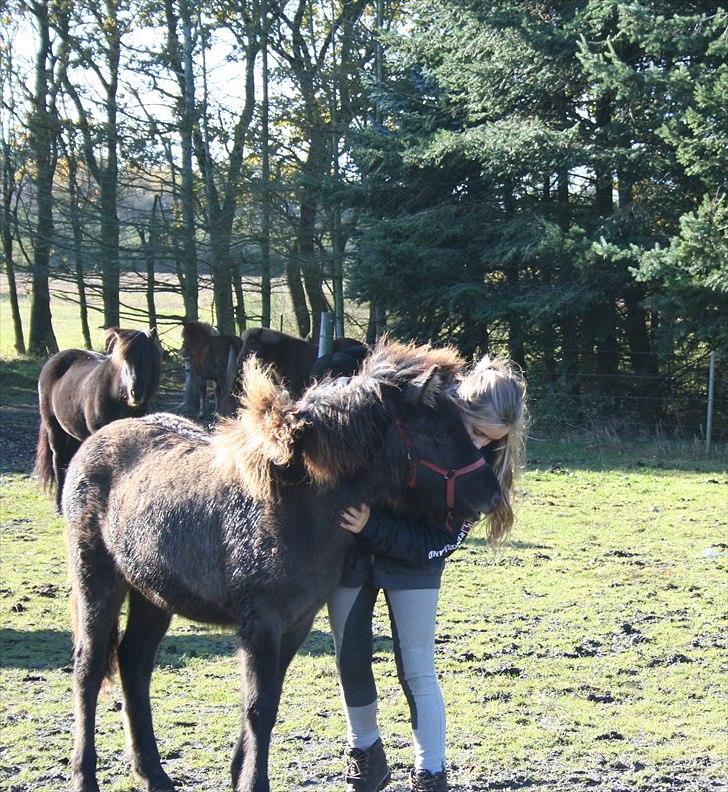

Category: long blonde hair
[455, 355, 528, 544]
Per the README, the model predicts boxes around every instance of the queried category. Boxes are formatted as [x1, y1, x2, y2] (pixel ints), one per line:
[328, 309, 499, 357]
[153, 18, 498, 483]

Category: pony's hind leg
[117, 589, 174, 792]
[70, 560, 127, 792]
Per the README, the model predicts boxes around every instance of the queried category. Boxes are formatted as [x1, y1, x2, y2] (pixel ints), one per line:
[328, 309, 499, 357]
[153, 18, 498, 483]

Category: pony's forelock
[361, 338, 464, 395]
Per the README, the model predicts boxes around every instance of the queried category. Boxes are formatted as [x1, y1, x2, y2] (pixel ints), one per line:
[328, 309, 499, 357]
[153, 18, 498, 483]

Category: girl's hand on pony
[339, 504, 371, 534]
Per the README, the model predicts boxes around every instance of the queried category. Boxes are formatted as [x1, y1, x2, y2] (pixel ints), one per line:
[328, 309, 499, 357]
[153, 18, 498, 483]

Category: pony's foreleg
[279, 617, 315, 679]
[118, 589, 174, 792]
[70, 566, 127, 792]
[213, 380, 223, 416]
[197, 377, 208, 419]
[232, 619, 284, 792]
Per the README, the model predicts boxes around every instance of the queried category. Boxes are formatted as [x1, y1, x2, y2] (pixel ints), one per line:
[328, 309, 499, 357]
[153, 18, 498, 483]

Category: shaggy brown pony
[62, 339, 501, 792]
[35, 327, 161, 511]
[181, 320, 244, 417]
[220, 327, 367, 415]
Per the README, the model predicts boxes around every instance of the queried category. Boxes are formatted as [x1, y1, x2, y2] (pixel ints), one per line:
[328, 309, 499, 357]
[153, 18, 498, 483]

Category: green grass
[1, 422, 726, 791]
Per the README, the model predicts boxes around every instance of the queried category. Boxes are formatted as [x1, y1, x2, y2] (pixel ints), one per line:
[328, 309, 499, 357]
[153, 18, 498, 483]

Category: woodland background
[1, 0, 726, 435]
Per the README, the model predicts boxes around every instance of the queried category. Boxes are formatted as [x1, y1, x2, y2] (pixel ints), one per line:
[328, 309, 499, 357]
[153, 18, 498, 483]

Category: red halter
[389, 402, 487, 532]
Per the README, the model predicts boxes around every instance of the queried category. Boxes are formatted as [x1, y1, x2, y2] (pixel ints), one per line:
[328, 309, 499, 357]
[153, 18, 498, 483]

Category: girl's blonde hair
[455, 355, 528, 544]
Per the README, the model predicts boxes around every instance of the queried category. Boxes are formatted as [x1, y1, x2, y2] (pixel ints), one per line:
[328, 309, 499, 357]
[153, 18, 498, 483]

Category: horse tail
[221, 345, 241, 416]
[102, 622, 120, 690]
[34, 422, 55, 495]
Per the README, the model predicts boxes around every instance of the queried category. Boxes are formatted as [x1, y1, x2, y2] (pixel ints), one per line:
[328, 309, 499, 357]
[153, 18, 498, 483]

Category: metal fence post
[318, 311, 334, 357]
[706, 351, 716, 453]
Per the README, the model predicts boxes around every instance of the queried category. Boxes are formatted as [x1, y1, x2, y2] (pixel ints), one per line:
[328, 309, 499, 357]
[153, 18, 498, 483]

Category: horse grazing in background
[220, 327, 367, 414]
[62, 339, 501, 792]
[35, 327, 161, 511]
[181, 320, 244, 418]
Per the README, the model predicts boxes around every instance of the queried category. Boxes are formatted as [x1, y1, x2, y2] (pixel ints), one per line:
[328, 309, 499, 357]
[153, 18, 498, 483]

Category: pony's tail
[69, 579, 120, 691]
[221, 345, 241, 416]
[34, 423, 55, 495]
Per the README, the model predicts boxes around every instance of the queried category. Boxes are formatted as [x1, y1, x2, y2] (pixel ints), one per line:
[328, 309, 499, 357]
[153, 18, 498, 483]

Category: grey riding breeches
[327, 584, 446, 772]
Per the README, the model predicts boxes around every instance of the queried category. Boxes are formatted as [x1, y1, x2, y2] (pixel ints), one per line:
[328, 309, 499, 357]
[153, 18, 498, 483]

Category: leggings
[327, 584, 446, 773]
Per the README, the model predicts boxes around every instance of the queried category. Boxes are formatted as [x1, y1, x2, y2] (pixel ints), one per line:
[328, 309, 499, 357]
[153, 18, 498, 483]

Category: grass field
[1, 281, 727, 791]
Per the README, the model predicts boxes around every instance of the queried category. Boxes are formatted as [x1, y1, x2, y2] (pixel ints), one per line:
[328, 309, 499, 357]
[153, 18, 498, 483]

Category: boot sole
[377, 770, 392, 790]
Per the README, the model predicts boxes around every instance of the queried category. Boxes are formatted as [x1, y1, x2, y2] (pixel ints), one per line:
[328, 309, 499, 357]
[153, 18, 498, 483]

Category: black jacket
[338, 444, 496, 590]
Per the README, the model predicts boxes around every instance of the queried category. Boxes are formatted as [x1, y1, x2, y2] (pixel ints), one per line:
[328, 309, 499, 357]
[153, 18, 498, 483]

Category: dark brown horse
[181, 320, 244, 418]
[35, 327, 161, 511]
[220, 327, 367, 414]
[62, 339, 501, 792]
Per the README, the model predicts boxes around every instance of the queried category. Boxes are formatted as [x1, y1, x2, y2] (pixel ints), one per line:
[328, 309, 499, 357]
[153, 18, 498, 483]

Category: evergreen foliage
[349, 1, 726, 429]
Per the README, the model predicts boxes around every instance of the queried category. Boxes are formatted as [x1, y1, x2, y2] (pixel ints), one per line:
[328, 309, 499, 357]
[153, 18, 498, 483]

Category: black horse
[62, 339, 501, 792]
[220, 328, 368, 414]
[35, 327, 161, 510]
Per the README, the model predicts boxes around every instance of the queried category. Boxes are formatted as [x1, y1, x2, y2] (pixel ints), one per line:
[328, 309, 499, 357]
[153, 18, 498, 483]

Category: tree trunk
[67, 152, 92, 349]
[260, 0, 271, 328]
[298, 137, 328, 343]
[286, 253, 310, 338]
[140, 195, 161, 330]
[231, 257, 247, 334]
[593, 94, 618, 385]
[556, 167, 578, 388]
[99, 2, 121, 327]
[1, 138, 25, 354]
[179, 0, 198, 323]
[28, 1, 58, 356]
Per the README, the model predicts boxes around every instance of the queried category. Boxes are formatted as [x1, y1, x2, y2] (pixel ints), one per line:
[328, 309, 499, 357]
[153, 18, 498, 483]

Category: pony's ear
[403, 365, 442, 408]
[104, 327, 120, 353]
[148, 327, 158, 339]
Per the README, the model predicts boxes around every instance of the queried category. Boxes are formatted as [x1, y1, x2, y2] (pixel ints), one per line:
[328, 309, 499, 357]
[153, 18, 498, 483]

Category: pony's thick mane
[213, 358, 304, 501]
[213, 339, 465, 500]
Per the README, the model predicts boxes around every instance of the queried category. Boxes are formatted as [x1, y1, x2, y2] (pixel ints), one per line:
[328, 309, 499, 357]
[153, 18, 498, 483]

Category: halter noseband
[388, 400, 486, 532]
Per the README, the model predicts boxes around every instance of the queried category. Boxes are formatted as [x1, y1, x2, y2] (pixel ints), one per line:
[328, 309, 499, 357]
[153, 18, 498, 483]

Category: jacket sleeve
[355, 511, 474, 564]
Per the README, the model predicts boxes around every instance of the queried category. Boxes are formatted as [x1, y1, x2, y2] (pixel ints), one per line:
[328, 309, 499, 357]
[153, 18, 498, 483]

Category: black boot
[345, 738, 391, 792]
[410, 768, 448, 792]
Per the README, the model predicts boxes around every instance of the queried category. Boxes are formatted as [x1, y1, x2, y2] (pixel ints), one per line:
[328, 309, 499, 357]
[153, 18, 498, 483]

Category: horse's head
[296, 339, 502, 527]
[106, 327, 162, 408]
[181, 321, 217, 358]
[214, 339, 501, 529]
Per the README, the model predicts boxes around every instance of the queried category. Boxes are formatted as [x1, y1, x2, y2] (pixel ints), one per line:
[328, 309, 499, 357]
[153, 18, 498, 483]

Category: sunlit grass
[1, 430, 726, 791]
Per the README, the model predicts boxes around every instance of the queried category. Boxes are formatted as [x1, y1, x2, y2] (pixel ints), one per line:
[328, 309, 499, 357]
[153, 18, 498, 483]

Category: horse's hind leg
[213, 380, 223, 415]
[117, 589, 174, 792]
[70, 558, 127, 792]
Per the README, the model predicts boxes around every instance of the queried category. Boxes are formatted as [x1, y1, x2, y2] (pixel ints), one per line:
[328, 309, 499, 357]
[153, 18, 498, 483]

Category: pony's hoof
[71, 780, 100, 792]
[146, 775, 177, 792]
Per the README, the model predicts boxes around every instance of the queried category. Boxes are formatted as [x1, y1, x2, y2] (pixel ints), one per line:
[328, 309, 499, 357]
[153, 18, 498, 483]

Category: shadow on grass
[0, 628, 370, 671]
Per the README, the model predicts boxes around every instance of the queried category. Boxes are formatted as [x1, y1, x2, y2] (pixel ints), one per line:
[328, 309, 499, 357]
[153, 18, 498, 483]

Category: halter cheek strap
[390, 405, 486, 531]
